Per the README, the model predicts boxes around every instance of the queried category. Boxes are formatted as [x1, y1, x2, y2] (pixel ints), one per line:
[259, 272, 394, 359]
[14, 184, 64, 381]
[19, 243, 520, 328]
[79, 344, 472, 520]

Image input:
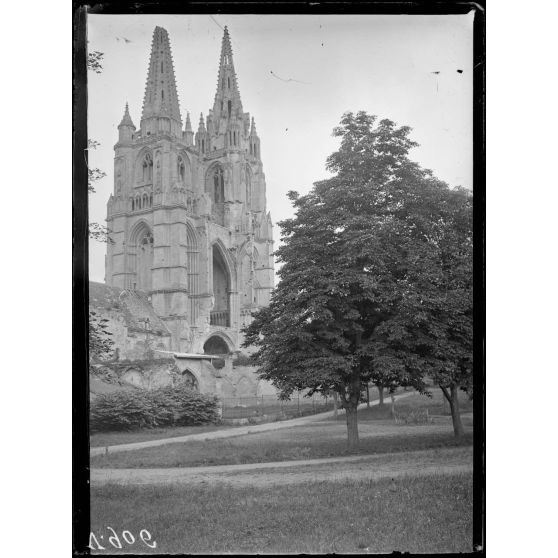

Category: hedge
[90, 384, 220, 432]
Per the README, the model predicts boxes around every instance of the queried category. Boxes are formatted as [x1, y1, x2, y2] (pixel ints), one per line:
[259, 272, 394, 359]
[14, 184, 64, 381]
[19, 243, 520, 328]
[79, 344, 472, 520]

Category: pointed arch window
[228, 77, 231, 89]
[136, 195, 141, 209]
[142, 153, 153, 183]
[143, 193, 148, 208]
[213, 166, 224, 204]
[227, 100, 232, 117]
[131, 198, 135, 211]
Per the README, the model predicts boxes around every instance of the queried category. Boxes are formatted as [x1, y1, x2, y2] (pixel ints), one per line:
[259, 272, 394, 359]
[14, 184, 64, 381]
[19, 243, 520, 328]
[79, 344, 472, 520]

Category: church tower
[105, 26, 275, 361]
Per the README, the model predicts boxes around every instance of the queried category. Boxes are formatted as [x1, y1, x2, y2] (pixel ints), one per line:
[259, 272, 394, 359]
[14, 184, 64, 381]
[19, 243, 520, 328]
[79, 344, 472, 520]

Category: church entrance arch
[203, 335, 231, 356]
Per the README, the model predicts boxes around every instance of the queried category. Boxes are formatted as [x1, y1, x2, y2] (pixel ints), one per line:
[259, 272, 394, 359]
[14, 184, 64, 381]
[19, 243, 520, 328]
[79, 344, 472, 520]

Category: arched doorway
[203, 335, 230, 371]
[211, 245, 230, 327]
[203, 335, 230, 356]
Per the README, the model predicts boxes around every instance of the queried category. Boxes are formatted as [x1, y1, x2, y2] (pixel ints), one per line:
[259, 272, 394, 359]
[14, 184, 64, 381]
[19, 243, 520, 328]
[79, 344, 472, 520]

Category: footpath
[91, 446, 473, 487]
[90, 391, 415, 456]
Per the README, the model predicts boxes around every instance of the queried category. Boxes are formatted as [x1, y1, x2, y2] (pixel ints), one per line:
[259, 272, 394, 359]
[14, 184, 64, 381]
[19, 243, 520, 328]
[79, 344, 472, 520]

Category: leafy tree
[89, 311, 115, 362]
[243, 112, 473, 448]
[376, 185, 473, 435]
[87, 50, 104, 74]
[86, 52, 113, 244]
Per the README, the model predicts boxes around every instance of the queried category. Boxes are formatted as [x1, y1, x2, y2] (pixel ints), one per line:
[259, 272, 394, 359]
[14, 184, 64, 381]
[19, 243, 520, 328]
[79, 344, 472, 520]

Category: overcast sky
[87, 13, 473, 283]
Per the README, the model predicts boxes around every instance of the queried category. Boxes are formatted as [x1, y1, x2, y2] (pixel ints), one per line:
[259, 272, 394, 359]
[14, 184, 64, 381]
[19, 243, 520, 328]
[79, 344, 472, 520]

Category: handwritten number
[88, 532, 105, 550]
[140, 529, 157, 549]
[107, 526, 122, 549]
[122, 530, 135, 545]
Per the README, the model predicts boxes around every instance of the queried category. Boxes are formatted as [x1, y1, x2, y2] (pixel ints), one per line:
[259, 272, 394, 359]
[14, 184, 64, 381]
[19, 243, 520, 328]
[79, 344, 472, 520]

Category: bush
[90, 385, 220, 432]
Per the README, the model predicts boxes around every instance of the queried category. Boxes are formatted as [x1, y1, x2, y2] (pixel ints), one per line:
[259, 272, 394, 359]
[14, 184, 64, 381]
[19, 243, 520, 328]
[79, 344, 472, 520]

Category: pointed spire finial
[185, 112, 192, 132]
[212, 26, 243, 119]
[118, 102, 135, 128]
[140, 27, 182, 128]
[250, 117, 257, 136]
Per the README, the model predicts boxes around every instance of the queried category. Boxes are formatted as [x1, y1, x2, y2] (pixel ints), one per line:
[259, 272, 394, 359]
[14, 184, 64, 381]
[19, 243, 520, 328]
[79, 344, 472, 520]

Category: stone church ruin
[90, 26, 277, 400]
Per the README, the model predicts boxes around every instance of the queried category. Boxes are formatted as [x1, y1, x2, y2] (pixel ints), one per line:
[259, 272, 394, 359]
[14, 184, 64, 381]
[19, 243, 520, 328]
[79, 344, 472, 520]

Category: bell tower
[105, 25, 274, 355]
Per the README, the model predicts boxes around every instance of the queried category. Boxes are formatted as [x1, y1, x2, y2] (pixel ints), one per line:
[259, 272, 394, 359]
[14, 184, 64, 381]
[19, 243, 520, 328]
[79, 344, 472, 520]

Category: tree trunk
[378, 385, 384, 406]
[345, 403, 359, 451]
[366, 384, 370, 408]
[441, 385, 465, 438]
[332, 392, 339, 418]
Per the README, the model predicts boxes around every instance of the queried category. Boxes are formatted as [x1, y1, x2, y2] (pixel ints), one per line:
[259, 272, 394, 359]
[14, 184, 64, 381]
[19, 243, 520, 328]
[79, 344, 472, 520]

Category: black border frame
[73, 2, 485, 555]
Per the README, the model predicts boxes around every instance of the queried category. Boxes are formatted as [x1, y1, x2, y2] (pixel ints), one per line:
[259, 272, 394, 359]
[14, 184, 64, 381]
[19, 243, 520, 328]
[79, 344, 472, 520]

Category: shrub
[90, 385, 220, 432]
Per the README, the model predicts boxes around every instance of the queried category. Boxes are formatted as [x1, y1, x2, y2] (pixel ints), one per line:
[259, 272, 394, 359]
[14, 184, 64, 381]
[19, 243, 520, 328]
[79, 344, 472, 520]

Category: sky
[87, 13, 473, 283]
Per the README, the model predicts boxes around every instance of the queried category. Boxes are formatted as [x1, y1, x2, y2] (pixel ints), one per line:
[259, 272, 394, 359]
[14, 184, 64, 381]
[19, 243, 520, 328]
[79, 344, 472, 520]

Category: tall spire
[212, 26, 243, 120]
[118, 102, 135, 129]
[185, 112, 192, 132]
[141, 27, 182, 129]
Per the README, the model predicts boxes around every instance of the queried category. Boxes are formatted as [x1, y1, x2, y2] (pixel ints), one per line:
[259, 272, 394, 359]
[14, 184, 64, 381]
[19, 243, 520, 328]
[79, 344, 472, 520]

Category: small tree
[89, 311, 114, 363]
[86, 51, 113, 245]
[244, 112, 472, 448]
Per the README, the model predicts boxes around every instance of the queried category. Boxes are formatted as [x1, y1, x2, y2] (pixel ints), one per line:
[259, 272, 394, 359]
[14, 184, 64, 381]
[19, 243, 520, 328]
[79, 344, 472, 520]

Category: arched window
[136, 195, 141, 209]
[143, 193, 148, 208]
[161, 89, 164, 101]
[213, 166, 224, 204]
[160, 61, 163, 72]
[131, 198, 135, 211]
[149, 193, 153, 207]
[201, 139, 205, 153]
[142, 153, 153, 183]
[177, 156, 185, 182]
[228, 77, 231, 89]
[227, 100, 232, 117]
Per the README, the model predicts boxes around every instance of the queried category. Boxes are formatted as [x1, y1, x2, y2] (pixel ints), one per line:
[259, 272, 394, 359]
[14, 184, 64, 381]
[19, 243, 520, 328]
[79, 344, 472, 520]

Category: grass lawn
[90, 472, 473, 554]
[90, 423, 236, 448]
[91, 414, 473, 469]
[342, 387, 473, 423]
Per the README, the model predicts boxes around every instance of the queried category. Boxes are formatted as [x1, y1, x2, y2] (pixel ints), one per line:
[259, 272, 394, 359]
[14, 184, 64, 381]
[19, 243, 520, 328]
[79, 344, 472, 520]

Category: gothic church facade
[91, 26, 276, 399]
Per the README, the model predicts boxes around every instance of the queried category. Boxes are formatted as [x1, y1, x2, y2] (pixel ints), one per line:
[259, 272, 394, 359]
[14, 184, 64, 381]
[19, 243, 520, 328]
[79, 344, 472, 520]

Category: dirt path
[91, 446, 472, 488]
[90, 392, 416, 456]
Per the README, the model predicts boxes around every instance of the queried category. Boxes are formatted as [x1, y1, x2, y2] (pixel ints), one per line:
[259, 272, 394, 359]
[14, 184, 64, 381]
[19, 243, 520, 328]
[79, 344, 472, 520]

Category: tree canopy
[243, 112, 473, 447]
